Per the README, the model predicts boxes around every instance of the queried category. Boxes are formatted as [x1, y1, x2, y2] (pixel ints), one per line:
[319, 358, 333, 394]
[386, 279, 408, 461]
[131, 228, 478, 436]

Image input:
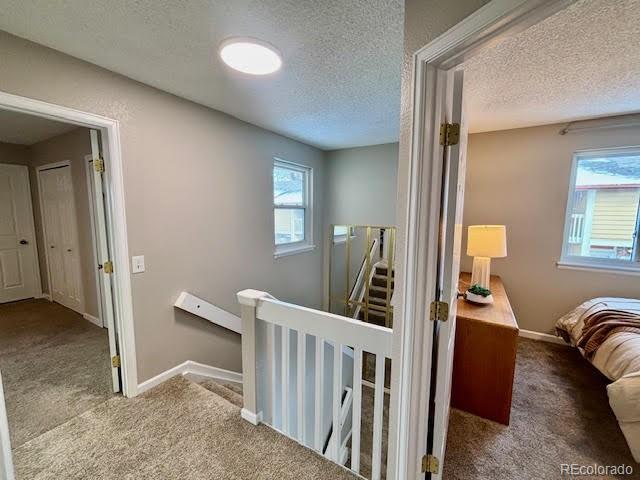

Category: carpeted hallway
[0, 299, 113, 448]
[443, 338, 637, 479]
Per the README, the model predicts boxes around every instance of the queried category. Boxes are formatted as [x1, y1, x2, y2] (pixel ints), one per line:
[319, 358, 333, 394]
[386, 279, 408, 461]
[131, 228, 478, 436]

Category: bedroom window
[273, 159, 314, 258]
[559, 147, 640, 273]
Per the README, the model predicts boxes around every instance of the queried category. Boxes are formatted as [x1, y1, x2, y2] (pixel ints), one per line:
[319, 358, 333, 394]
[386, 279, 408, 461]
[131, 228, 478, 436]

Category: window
[560, 147, 640, 273]
[273, 159, 314, 257]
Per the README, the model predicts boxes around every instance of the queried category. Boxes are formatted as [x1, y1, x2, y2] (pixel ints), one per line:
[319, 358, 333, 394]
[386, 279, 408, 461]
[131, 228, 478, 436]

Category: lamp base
[470, 256, 491, 289]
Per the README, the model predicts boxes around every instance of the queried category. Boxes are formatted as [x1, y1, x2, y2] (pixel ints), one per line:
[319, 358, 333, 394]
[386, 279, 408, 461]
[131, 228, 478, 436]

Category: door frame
[36, 160, 85, 315]
[387, 0, 576, 478]
[0, 163, 42, 302]
[0, 91, 138, 398]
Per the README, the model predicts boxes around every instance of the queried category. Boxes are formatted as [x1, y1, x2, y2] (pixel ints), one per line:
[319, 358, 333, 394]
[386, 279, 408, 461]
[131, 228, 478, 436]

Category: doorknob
[19, 239, 28, 245]
[67, 249, 72, 252]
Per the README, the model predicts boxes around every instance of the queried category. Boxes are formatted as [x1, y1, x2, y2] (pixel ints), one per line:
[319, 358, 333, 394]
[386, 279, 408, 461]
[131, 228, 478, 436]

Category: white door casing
[90, 130, 121, 392]
[0, 164, 40, 303]
[38, 163, 84, 313]
[0, 372, 14, 480]
[429, 69, 467, 480]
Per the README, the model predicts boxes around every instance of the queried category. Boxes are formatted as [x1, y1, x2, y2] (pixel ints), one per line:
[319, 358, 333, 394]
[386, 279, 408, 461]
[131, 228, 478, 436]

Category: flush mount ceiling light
[219, 37, 282, 75]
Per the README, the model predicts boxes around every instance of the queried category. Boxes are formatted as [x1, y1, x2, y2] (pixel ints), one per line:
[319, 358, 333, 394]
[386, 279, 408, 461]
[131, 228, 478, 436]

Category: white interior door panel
[39, 165, 83, 313]
[0, 164, 39, 303]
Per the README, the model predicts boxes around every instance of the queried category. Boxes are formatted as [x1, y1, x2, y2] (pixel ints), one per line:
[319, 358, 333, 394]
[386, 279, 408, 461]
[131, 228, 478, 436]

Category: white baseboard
[36, 293, 51, 301]
[137, 360, 243, 395]
[183, 360, 243, 384]
[241, 408, 263, 425]
[83, 312, 102, 328]
[519, 329, 568, 346]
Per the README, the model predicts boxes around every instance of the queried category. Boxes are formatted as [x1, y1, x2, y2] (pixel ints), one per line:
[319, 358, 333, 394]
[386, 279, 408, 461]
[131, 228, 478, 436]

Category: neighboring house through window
[273, 159, 314, 257]
[560, 147, 640, 273]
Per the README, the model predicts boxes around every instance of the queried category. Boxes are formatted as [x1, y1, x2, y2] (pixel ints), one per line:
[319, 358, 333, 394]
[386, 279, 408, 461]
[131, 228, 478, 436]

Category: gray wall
[462, 123, 640, 335]
[28, 128, 99, 318]
[0, 31, 325, 382]
[323, 142, 399, 311]
[324, 142, 399, 228]
[0, 141, 30, 166]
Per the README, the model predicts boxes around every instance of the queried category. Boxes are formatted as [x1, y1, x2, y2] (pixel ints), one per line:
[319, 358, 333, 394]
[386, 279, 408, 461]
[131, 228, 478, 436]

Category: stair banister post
[237, 289, 269, 426]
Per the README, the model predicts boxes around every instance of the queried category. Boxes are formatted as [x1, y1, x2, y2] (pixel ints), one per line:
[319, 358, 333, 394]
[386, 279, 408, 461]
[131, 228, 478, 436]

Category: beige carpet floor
[14, 376, 359, 480]
[0, 299, 113, 448]
[444, 338, 638, 479]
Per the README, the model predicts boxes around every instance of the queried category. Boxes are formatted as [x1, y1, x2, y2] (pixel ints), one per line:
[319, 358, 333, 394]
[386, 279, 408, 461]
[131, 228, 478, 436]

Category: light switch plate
[131, 255, 145, 273]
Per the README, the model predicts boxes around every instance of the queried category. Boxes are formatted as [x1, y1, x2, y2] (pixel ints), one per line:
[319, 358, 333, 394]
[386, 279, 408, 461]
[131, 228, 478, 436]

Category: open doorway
[0, 102, 131, 465]
[397, 0, 640, 478]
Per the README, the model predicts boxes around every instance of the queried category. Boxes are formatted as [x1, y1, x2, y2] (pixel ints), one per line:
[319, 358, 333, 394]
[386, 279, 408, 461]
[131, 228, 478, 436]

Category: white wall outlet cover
[131, 255, 145, 273]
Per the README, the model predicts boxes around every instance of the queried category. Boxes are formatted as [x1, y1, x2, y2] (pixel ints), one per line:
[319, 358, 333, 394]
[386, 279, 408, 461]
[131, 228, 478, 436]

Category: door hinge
[111, 355, 121, 368]
[430, 301, 449, 321]
[103, 260, 114, 274]
[422, 454, 439, 474]
[94, 158, 105, 173]
[439, 122, 460, 146]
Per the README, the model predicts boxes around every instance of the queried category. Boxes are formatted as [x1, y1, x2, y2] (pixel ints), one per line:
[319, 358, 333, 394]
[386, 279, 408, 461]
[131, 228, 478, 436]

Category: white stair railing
[237, 289, 393, 480]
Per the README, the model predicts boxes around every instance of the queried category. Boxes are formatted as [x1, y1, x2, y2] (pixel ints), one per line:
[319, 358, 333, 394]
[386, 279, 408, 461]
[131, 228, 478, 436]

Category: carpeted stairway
[14, 376, 359, 480]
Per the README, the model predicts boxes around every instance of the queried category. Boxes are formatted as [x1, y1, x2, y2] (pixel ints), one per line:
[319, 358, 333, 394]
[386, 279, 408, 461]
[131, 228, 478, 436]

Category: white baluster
[351, 347, 363, 474]
[282, 326, 290, 435]
[314, 336, 324, 452]
[332, 342, 343, 461]
[297, 331, 306, 444]
[371, 355, 385, 480]
[267, 322, 276, 425]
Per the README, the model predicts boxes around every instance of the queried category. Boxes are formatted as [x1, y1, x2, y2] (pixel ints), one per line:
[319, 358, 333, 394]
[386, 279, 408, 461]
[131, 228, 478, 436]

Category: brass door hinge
[422, 454, 439, 474]
[439, 123, 460, 146]
[430, 301, 449, 321]
[103, 260, 114, 274]
[111, 355, 121, 368]
[94, 158, 105, 173]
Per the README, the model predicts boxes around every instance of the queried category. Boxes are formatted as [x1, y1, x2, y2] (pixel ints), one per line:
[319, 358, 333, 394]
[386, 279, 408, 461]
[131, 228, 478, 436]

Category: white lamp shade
[467, 225, 507, 258]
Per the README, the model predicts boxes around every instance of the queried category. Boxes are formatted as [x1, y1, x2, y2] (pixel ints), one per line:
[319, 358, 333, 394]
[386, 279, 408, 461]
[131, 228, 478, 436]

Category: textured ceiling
[463, 0, 640, 133]
[0, 109, 76, 145]
[0, 0, 403, 150]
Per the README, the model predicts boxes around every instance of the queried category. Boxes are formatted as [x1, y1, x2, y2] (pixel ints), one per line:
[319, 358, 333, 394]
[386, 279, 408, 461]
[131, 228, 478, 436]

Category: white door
[89, 130, 121, 392]
[0, 164, 40, 303]
[428, 69, 467, 479]
[39, 165, 84, 313]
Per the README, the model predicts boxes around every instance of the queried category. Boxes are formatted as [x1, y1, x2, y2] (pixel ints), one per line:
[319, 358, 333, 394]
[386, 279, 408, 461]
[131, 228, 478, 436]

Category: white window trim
[273, 158, 315, 258]
[559, 146, 640, 273]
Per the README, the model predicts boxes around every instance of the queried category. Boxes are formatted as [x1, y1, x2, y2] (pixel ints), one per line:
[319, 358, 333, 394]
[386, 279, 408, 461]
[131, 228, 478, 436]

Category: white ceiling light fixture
[219, 37, 282, 75]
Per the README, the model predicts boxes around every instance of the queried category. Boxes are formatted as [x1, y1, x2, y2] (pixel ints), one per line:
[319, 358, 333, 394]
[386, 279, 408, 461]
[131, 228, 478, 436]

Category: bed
[556, 297, 640, 462]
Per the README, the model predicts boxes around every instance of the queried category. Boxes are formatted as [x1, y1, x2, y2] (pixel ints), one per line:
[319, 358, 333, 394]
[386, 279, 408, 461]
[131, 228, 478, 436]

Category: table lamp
[466, 225, 507, 304]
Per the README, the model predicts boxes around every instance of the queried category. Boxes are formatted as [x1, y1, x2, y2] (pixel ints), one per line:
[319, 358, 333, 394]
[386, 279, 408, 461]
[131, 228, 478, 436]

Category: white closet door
[39, 166, 83, 313]
[0, 164, 39, 303]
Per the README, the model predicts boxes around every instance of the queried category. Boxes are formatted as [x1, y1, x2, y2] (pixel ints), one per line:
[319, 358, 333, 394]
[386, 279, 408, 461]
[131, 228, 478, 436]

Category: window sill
[274, 244, 316, 259]
[556, 260, 640, 276]
[333, 235, 357, 245]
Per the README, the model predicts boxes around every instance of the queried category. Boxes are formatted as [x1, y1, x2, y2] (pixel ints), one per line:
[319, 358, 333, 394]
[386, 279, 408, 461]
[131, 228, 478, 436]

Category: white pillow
[608, 371, 640, 423]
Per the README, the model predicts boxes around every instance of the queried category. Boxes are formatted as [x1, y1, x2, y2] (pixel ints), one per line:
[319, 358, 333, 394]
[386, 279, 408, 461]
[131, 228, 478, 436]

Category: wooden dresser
[451, 273, 519, 425]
